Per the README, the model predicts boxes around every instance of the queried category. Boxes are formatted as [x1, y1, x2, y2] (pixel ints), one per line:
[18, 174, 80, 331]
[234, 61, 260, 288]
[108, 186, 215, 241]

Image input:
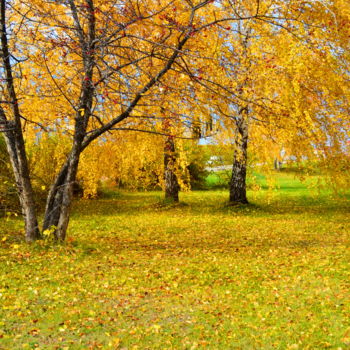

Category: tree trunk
[43, 146, 81, 241]
[274, 158, 281, 170]
[229, 108, 249, 204]
[1, 122, 40, 241]
[42, 161, 68, 232]
[0, 1, 40, 242]
[164, 136, 179, 202]
[54, 153, 80, 241]
[229, 23, 251, 205]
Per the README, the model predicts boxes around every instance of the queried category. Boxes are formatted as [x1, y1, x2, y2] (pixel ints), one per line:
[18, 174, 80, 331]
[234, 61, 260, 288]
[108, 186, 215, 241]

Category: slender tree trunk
[229, 23, 251, 205]
[164, 136, 179, 202]
[0, 0, 40, 242]
[229, 108, 249, 204]
[274, 158, 281, 170]
[1, 126, 40, 241]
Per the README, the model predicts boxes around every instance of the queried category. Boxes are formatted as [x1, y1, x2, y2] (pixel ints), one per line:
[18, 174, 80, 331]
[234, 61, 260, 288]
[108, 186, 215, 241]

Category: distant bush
[185, 143, 210, 190]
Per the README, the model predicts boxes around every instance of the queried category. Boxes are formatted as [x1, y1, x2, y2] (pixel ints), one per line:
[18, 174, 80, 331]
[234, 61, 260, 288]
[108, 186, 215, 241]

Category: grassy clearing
[0, 174, 349, 349]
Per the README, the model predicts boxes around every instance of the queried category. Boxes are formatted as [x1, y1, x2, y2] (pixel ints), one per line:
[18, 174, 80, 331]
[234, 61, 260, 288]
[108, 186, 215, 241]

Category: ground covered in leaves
[0, 174, 349, 349]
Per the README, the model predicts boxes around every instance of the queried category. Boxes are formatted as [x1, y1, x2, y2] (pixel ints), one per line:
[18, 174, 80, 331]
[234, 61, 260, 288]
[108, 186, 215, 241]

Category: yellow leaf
[113, 338, 120, 346]
[42, 229, 51, 236]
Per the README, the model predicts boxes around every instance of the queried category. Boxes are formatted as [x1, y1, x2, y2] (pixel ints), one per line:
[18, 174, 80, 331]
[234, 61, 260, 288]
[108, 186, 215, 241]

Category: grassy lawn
[0, 173, 349, 349]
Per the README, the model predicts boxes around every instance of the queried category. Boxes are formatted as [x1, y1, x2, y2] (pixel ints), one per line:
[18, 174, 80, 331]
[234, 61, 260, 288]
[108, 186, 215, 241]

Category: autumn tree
[1, 0, 264, 241]
[184, 0, 350, 203]
[2, 0, 348, 243]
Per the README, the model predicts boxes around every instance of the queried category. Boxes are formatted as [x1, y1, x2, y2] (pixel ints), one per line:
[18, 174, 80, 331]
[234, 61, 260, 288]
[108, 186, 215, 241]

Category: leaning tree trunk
[42, 161, 69, 234]
[1, 124, 40, 241]
[54, 151, 80, 241]
[164, 135, 179, 202]
[0, 0, 40, 242]
[229, 107, 249, 204]
[42, 145, 82, 240]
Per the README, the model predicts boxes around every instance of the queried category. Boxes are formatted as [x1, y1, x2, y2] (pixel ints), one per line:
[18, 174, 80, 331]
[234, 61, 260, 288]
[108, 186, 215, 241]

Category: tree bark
[1, 124, 40, 241]
[54, 151, 80, 241]
[42, 161, 69, 233]
[229, 107, 249, 204]
[42, 152, 80, 241]
[164, 136, 179, 202]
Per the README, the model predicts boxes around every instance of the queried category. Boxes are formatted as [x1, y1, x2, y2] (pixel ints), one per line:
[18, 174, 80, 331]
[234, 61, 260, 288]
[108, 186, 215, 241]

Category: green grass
[0, 174, 349, 349]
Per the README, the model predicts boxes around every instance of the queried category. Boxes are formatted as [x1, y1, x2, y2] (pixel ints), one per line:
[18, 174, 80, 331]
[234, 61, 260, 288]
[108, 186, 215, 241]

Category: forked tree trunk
[42, 162, 77, 241]
[42, 162, 69, 234]
[164, 136, 179, 202]
[43, 140, 82, 240]
[229, 108, 249, 204]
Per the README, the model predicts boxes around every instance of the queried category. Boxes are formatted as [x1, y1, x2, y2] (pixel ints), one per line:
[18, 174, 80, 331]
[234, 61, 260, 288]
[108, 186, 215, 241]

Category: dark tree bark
[229, 107, 249, 204]
[164, 136, 179, 202]
[0, 0, 40, 242]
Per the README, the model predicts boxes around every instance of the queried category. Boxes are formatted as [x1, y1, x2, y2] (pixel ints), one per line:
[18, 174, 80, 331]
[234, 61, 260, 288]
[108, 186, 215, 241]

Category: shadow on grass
[71, 190, 350, 219]
[217, 198, 348, 213]
[75, 233, 347, 257]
